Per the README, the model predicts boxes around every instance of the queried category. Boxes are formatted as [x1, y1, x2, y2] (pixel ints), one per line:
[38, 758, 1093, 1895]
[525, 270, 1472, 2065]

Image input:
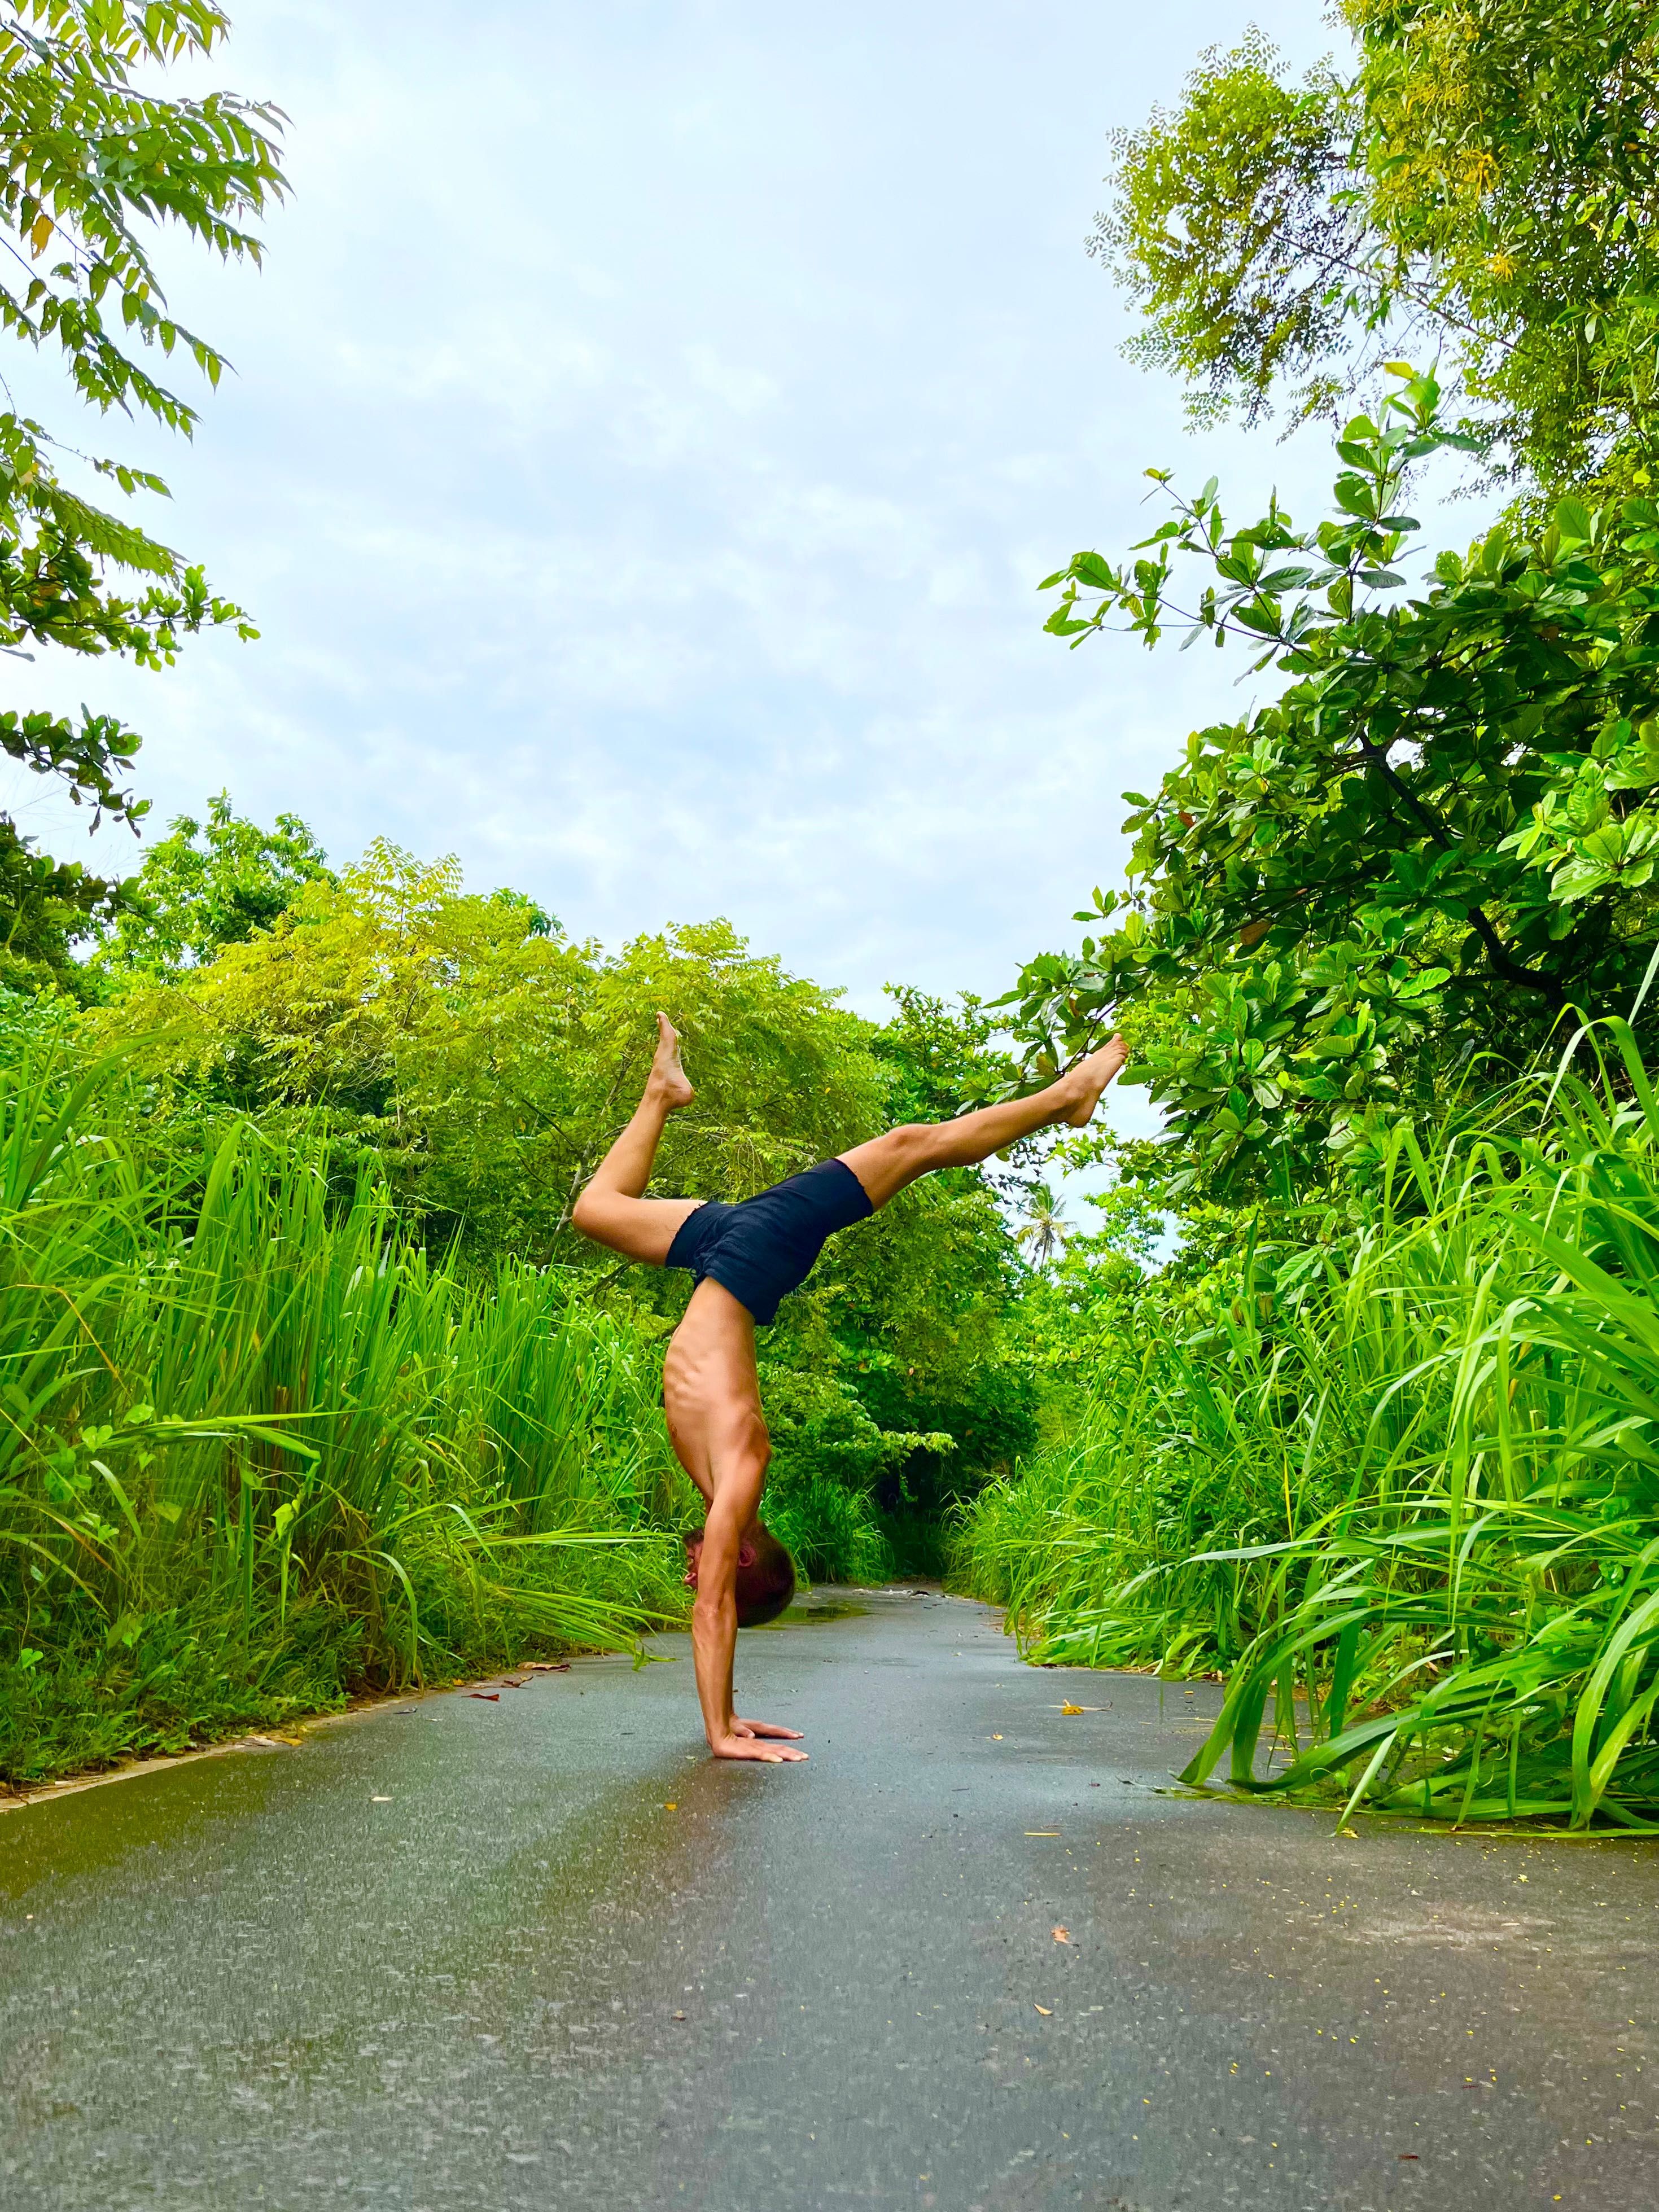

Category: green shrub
[957, 1016, 1659, 1830]
[0, 1043, 688, 1783]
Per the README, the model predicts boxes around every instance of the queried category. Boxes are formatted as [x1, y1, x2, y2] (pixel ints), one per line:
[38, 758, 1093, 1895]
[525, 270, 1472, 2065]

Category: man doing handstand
[572, 1017, 1128, 1763]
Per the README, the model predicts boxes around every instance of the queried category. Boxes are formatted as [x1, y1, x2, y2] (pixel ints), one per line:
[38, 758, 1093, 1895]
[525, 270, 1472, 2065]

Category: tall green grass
[0, 1048, 688, 1784]
[957, 1015, 1659, 1831]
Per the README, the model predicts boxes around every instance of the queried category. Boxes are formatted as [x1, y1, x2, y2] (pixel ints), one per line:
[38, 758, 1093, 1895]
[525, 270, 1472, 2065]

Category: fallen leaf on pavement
[1060, 1703, 1085, 1715]
[1052, 1926, 1070, 1943]
[469, 1691, 500, 1702]
[672, 2010, 687, 2021]
[524, 1661, 570, 1673]
[1034, 2004, 1053, 2016]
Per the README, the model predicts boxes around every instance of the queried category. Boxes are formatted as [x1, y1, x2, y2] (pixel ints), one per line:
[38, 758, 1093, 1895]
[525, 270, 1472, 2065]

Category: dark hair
[735, 1524, 797, 1628]
[685, 1521, 798, 1627]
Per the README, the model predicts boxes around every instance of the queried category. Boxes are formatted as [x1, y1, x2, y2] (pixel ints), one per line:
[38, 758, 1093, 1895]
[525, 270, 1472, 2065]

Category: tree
[1104, 5, 1659, 490]
[1005, 369, 1659, 1199]
[104, 839, 891, 1260]
[1009, 1188, 1163, 1392]
[1015, 1182, 1069, 1269]
[91, 792, 331, 982]
[870, 982, 1034, 1193]
[0, 5, 284, 975]
[0, 829, 119, 996]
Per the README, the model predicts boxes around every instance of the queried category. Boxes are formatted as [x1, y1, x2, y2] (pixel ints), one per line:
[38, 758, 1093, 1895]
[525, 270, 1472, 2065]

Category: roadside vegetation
[0, 1033, 688, 1781]
[962, 1026, 1659, 1826]
[956, 0, 1659, 1833]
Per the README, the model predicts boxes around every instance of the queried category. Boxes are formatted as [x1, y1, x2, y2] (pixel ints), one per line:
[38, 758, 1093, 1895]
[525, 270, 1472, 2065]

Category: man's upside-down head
[684, 1521, 796, 1628]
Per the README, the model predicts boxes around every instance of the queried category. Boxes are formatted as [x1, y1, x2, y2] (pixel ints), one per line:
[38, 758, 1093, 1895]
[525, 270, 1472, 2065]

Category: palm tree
[1017, 1182, 1069, 1269]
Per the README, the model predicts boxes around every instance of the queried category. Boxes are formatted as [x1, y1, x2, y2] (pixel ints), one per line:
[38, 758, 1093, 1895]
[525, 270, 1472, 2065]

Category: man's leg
[571, 1013, 705, 1262]
[663, 1278, 807, 1763]
[838, 1033, 1128, 1210]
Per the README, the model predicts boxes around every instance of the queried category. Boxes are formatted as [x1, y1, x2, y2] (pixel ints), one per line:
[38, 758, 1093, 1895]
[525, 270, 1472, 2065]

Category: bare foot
[649, 1012, 695, 1110]
[1060, 1034, 1128, 1127]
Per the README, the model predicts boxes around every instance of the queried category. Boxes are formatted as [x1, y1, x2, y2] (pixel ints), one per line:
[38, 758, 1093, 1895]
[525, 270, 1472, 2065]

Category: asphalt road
[3, 1587, 1658, 2211]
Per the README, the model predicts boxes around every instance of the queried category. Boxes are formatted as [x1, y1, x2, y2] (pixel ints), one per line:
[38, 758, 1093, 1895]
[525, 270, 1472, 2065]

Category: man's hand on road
[711, 1722, 809, 1763]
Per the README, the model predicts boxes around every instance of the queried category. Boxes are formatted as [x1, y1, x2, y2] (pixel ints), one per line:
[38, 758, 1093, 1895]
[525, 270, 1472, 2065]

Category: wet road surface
[3, 1587, 1658, 2211]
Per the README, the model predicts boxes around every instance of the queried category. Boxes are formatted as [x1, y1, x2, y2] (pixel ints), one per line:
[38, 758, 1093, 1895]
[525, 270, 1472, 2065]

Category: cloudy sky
[11, 0, 1382, 1085]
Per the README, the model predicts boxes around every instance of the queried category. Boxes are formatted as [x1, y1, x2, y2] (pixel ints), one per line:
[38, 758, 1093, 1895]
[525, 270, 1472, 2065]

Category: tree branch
[1354, 735, 1566, 1006]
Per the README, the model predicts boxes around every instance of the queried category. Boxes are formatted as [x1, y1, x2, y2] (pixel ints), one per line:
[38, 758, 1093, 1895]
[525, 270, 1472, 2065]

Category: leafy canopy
[104, 840, 892, 1260]
[1104, 4, 1659, 489]
[91, 791, 332, 983]
[0, 3, 284, 971]
[1007, 369, 1659, 1198]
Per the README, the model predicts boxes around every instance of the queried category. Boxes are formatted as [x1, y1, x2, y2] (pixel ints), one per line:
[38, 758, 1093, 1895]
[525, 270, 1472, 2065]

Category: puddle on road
[754, 1598, 870, 1630]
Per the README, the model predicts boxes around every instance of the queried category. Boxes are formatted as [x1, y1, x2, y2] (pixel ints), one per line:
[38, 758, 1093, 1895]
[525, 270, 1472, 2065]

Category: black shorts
[663, 1158, 874, 1325]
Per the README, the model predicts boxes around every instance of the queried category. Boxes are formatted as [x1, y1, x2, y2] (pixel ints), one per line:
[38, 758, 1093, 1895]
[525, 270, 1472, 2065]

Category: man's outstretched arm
[691, 1483, 808, 1764]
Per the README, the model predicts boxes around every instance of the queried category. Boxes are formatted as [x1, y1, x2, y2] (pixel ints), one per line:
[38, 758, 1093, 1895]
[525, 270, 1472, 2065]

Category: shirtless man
[571, 1017, 1128, 1763]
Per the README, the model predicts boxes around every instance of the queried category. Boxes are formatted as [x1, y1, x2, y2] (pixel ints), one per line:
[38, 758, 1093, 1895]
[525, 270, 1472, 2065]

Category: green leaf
[1555, 496, 1594, 542]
